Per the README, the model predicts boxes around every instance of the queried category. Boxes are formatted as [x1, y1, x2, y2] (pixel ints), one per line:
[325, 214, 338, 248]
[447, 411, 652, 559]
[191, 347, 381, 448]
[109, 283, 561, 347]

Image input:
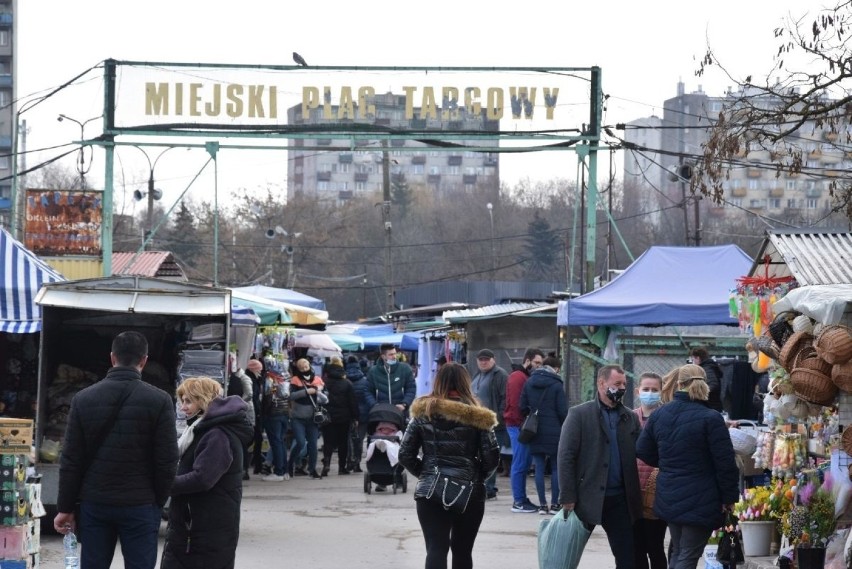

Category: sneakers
[309, 470, 322, 479]
[283, 473, 290, 481]
[486, 488, 498, 500]
[262, 474, 284, 482]
[538, 505, 550, 515]
[511, 501, 539, 513]
[549, 505, 560, 515]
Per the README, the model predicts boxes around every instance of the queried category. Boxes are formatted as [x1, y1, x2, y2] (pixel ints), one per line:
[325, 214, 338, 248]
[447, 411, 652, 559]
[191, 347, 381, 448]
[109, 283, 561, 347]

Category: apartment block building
[625, 81, 844, 241]
[286, 91, 500, 202]
[0, 1, 14, 224]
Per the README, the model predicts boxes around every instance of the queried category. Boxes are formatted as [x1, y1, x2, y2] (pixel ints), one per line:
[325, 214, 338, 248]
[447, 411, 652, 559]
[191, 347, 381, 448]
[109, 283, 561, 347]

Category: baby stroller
[363, 403, 408, 494]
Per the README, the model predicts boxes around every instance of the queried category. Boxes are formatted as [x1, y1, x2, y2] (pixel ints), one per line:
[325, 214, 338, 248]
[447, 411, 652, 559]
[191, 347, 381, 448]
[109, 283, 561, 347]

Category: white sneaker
[283, 473, 290, 481]
[262, 474, 284, 482]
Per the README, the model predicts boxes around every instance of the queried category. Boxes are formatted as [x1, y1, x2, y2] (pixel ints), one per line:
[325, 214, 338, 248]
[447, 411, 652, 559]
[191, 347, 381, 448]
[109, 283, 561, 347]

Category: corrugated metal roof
[112, 251, 187, 280]
[395, 280, 564, 307]
[750, 230, 852, 286]
[443, 301, 549, 323]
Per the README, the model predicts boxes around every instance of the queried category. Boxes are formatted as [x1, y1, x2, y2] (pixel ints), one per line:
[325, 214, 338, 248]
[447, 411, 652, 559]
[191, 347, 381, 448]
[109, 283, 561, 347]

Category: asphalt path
[38, 470, 628, 568]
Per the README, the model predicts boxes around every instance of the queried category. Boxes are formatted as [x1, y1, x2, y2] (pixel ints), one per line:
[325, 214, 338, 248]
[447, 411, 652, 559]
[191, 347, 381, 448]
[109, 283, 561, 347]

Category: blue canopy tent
[0, 227, 64, 333]
[558, 245, 753, 326]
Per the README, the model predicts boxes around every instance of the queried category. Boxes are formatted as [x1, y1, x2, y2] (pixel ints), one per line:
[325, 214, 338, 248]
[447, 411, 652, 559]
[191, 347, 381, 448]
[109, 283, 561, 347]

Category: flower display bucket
[796, 546, 826, 569]
[739, 521, 774, 557]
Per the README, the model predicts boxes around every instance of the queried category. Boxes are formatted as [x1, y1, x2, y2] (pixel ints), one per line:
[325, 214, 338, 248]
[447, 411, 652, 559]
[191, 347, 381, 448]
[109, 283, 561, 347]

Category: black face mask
[606, 387, 626, 404]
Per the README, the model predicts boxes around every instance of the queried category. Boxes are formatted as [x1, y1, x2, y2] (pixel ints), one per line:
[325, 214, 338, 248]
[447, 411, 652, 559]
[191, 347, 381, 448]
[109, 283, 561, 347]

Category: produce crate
[0, 421, 32, 448]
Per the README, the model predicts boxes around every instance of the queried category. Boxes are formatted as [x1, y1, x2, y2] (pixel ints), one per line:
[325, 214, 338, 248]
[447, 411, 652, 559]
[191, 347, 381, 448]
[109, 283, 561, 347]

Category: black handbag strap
[529, 388, 548, 415]
[85, 380, 141, 469]
[300, 379, 321, 409]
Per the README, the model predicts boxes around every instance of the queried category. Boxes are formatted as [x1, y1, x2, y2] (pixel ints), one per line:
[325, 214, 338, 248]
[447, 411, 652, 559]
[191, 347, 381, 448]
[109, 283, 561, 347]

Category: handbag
[641, 468, 659, 520]
[426, 467, 474, 514]
[303, 382, 331, 426]
[518, 389, 548, 444]
[716, 512, 745, 566]
[313, 407, 332, 426]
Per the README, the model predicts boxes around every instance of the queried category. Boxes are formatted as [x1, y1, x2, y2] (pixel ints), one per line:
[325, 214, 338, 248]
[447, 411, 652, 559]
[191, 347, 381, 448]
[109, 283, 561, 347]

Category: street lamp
[486, 202, 496, 273]
[265, 226, 302, 288]
[129, 146, 181, 247]
[56, 114, 101, 188]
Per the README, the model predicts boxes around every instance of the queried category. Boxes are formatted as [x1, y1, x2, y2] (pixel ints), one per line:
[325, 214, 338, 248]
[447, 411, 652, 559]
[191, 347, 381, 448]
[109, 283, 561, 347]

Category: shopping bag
[537, 509, 592, 569]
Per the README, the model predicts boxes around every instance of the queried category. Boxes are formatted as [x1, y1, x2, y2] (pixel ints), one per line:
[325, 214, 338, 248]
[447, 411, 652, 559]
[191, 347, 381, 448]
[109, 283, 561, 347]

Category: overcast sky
[16, 0, 821, 214]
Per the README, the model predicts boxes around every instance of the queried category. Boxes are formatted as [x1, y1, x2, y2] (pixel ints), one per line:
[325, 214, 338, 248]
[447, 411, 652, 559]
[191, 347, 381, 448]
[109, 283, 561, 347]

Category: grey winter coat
[557, 397, 642, 526]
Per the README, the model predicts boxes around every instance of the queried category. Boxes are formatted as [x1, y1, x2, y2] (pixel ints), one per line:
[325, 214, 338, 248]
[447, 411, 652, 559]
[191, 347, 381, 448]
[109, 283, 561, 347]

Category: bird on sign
[293, 52, 308, 67]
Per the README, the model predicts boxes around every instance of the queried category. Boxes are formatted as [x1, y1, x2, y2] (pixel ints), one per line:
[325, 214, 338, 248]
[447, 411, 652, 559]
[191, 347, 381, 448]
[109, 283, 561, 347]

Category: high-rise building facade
[0, 1, 14, 225]
[625, 81, 843, 242]
[286, 91, 500, 202]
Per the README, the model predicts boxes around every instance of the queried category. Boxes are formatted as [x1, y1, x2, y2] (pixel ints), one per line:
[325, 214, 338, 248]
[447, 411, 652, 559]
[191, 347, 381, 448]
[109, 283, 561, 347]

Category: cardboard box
[24, 520, 38, 555]
[0, 455, 27, 491]
[0, 420, 32, 448]
[0, 524, 28, 560]
[0, 489, 29, 526]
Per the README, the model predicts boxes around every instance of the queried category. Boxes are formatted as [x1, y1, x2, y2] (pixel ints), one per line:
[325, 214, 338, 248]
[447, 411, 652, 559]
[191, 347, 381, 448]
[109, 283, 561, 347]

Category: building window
[448, 166, 460, 175]
[429, 166, 440, 175]
[749, 199, 764, 208]
[0, 90, 8, 107]
[317, 182, 328, 191]
[807, 198, 818, 209]
[786, 180, 796, 191]
[355, 182, 365, 191]
[412, 165, 424, 174]
[0, 31, 8, 47]
[464, 184, 475, 192]
[787, 198, 798, 208]
[748, 179, 759, 190]
[0, 156, 8, 170]
[338, 163, 350, 174]
[729, 198, 742, 208]
[769, 198, 781, 209]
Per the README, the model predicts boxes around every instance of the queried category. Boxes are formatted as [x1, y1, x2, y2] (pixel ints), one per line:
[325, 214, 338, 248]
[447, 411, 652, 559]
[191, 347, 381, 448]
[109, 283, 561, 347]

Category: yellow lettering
[204, 84, 221, 117]
[302, 87, 319, 119]
[175, 83, 184, 115]
[486, 88, 503, 120]
[543, 88, 559, 119]
[323, 87, 333, 119]
[226, 84, 243, 118]
[358, 87, 375, 118]
[247, 85, 265, 117]
[419, 87, 437, 120]
[403, 86, 417, 119]
[465, 87, 481, 116]
[441, 87, 459, 120]
[189, 83, 202, 117]
[269, 85, 277, 118]
[145, 83, 169, 115]
[338, 87, 355, 119]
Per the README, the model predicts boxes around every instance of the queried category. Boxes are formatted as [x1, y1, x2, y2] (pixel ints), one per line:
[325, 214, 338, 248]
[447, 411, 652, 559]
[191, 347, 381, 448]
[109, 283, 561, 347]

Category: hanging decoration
[730, 255, 797, 334]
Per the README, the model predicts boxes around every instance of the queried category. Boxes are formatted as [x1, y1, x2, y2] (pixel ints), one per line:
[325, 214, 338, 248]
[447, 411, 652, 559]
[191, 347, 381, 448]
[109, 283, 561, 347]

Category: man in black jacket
[54, 331, 178, 569]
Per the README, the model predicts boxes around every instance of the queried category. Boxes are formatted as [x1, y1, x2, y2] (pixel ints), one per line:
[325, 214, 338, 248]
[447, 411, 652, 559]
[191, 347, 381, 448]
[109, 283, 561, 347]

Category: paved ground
[37, 470, 624, 568]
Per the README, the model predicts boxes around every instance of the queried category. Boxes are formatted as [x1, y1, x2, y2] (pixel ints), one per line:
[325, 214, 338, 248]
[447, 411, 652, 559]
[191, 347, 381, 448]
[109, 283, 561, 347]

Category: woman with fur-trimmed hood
[399, 362, 500, 569]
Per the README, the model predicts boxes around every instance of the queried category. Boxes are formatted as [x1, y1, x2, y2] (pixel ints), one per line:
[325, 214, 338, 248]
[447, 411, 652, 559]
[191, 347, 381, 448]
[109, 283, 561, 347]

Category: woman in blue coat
[520, 356, 568, 514]
[636, 364, 739, 569]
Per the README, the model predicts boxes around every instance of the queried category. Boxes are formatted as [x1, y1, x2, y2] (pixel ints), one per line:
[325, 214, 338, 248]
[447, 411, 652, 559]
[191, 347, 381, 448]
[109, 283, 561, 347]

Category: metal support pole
[382, 139, 393, 313]
[205, 141, 220, 286]
[584, 66, 603, 294]
[103, 138, 115, 275]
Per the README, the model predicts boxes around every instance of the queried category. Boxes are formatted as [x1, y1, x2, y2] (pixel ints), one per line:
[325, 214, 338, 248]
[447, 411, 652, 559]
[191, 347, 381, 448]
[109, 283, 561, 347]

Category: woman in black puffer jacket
[321, 357, 358, 476]
[399, 363, 500, 569]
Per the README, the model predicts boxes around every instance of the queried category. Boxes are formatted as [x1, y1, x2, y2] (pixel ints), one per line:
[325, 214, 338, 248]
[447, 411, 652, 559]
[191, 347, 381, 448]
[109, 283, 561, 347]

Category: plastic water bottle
[63, 529, 79, 569]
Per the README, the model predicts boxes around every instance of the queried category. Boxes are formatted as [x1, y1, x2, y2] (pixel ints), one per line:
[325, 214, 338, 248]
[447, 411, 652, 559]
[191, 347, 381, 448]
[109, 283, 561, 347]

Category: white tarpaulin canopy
[772, 284, 852, 325]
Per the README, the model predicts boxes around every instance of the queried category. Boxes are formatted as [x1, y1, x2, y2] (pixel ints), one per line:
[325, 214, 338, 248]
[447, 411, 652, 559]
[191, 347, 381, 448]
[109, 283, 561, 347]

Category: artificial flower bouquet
[781, 471, 837, 548]
[734, 478, 795, 522]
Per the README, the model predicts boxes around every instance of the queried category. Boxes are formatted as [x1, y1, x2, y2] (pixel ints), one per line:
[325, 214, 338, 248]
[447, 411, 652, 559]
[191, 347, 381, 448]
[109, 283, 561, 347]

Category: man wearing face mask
[557, 364, 642, 569]
[365, 343, 416, 414]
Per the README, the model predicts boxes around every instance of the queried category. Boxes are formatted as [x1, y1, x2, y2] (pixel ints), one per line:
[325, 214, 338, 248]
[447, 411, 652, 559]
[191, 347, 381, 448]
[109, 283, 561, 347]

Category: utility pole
[679, 157, 690, 245]
[381, 139, 393, 313]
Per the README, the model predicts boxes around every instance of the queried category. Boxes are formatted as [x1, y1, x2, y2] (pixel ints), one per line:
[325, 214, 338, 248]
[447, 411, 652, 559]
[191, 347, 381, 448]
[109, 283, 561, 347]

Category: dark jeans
[416, 497, 485, 569]
[668, 523, 711, 569]
[79, 501, 162, 569]
[251, 416, 264, 471]
[264, 413, 290, 476]
[634, 517, 668, 569]
[321, 421, 352, 470]
[290, 417, 319, 473]
[531, 452, 559, 507]
[593, 493, 635, 569]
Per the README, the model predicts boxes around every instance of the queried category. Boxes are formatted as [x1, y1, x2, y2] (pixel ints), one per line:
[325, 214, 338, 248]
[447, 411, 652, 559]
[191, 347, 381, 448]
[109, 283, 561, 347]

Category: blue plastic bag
[538, 509, 592, 569]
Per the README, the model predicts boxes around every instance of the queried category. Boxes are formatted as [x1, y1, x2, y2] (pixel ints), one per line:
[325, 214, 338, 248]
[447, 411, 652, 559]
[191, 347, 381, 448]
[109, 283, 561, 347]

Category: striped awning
[0, 228, 65, 333]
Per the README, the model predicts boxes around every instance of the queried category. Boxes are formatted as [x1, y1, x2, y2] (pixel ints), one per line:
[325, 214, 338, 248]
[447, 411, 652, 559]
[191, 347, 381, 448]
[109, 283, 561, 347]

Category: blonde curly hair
[176, 376, 223, 412]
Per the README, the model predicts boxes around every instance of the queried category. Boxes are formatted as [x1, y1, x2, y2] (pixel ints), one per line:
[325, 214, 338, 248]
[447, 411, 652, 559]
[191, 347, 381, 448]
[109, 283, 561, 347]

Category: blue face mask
[639, 392, 661, 407]
[385, 357, 397, 366]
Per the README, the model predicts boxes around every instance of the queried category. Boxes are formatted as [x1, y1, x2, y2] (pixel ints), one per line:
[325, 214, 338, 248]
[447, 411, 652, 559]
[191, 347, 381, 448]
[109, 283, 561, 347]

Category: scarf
[177, 416, 202, 457]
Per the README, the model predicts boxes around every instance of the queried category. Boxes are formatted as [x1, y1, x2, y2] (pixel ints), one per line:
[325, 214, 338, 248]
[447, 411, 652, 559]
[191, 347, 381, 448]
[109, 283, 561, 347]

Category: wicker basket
[793, 345, 833, 376]
[769, 312, 795, 348]
[754, 335, 780, 360]
[842, 427, 852, 457]
[792, 314, 814, 334]
[778, 331, 814, 371]
[791, 366, 838, 406]
[832, 360, 852, 393]
[815, 325, 852, 365]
